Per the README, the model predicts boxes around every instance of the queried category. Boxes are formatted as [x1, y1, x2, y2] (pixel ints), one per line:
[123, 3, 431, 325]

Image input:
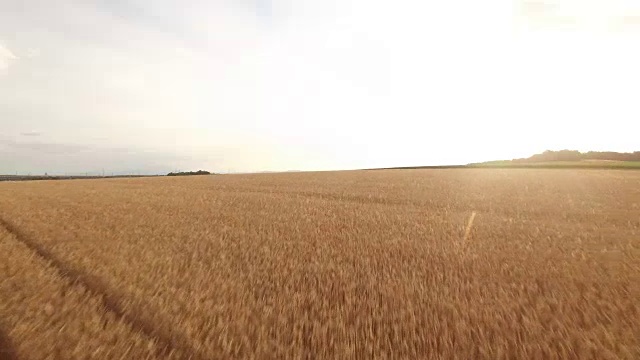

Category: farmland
[0, 169, 639, 359]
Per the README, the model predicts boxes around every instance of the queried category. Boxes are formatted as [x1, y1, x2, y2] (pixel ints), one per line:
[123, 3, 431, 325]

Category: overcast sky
[1, 0, 639, 174]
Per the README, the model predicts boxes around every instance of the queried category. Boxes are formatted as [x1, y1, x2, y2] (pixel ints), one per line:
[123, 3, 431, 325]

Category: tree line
[167, 170, 212, 176]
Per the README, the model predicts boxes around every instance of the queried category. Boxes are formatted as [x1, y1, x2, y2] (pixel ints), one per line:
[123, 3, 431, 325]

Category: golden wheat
[0, 226, 183, 359]
[0, 169, 638, 359]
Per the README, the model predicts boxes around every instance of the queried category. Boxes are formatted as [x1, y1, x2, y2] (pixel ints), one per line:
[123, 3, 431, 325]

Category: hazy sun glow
[1, 0, 639, 174]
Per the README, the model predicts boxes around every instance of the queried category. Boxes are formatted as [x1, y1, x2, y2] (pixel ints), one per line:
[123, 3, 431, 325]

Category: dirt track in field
[0, 329, 17, 360]
[0, 217, 200, 359]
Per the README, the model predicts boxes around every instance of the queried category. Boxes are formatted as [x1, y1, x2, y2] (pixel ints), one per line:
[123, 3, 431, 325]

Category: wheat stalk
[463, 211, 477, 242]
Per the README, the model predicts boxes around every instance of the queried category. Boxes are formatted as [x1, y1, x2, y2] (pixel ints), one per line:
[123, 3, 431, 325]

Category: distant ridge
[0, 175, 159, 182]
[469, 150, 640, 169]
[483, 150, 640, 164]
[364, 165, 467, 171]
[366, 150, 640, 171]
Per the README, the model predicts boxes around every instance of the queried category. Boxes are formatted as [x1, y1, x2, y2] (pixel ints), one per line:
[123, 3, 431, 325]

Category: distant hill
[471, 150, 640, 169]
[514, 150, 640, 163]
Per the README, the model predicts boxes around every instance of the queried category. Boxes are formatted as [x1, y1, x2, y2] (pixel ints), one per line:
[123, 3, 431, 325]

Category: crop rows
[0, 169, 638, 359]
[0, 224, 179, 359]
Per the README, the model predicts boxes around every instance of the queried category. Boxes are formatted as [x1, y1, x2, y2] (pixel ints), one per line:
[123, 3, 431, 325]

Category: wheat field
[0, 169, 638, 359]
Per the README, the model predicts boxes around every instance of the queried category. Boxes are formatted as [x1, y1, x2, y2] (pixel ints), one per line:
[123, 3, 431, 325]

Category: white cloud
[0, 0, 639, 173]
[0, 42, 18, 73]
[25, 48, 40, 58]
[521, 0, 640, 29]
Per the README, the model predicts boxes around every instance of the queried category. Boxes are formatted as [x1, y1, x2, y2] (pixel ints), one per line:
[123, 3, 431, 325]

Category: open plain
[0, 169, 638, 359]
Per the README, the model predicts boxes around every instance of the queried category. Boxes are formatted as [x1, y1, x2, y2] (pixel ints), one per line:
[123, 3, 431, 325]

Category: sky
[1, 0, 639, 174]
